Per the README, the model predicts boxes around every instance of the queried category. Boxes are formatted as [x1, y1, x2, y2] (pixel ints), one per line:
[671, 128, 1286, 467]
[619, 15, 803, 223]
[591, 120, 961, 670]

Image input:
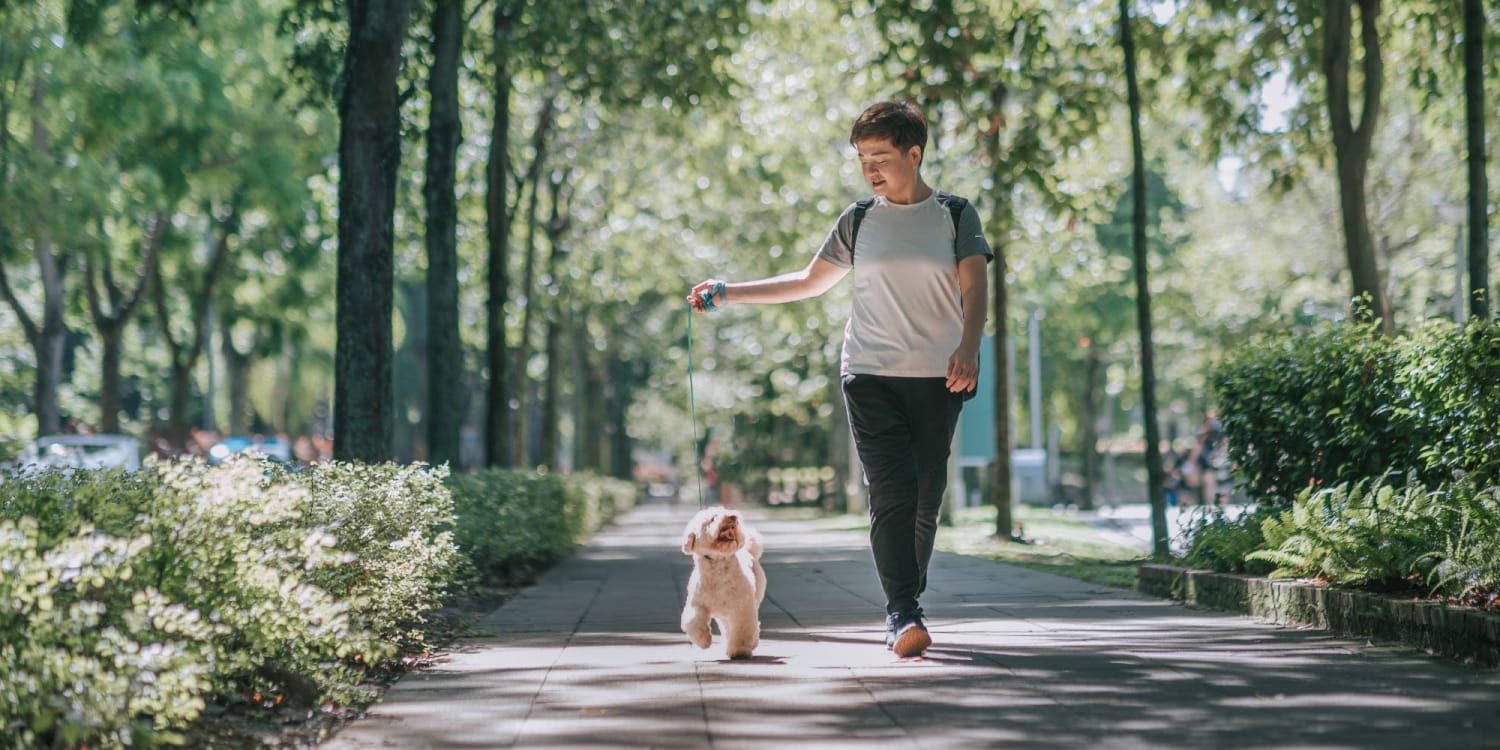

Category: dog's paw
[684, 622, 712, 649]
[726, 647, 754, 660]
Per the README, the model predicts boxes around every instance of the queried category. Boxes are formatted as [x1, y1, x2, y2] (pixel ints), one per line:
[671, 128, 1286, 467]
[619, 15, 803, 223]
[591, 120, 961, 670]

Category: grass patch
[941, 505, 1149, 589]
[757, 502, 1149, 589]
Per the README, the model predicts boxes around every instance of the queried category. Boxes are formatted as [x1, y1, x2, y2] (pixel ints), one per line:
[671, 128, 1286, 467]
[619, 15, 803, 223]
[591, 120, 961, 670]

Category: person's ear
[907, 145, 923, 166]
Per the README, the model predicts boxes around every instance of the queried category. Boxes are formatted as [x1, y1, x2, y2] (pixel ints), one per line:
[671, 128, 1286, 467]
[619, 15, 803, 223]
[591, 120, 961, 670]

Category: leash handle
[697, 281, 726, 313]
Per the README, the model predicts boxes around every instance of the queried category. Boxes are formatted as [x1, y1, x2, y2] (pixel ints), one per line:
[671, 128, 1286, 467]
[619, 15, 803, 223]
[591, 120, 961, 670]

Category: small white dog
[680, 506, 766, 660]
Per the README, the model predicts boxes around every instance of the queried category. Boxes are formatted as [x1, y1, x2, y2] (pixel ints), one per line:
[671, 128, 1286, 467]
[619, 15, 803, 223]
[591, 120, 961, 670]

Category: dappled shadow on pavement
[326, 500, 1500, 750]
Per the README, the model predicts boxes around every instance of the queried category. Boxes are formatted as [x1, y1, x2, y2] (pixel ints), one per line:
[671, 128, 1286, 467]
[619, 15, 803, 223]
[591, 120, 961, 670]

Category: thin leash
[685, 282, 725, 509]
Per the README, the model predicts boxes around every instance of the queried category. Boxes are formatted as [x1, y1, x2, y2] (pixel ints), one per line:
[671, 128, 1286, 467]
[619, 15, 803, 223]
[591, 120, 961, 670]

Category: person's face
[855, 137, 921, 200]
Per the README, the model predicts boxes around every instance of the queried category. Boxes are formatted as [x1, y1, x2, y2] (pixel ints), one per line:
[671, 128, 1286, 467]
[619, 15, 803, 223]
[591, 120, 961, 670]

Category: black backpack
[847, 193, 970, 260]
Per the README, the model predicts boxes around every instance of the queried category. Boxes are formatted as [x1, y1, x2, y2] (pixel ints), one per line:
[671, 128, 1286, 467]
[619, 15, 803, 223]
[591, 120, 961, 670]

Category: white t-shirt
[816, 191, 993, 378]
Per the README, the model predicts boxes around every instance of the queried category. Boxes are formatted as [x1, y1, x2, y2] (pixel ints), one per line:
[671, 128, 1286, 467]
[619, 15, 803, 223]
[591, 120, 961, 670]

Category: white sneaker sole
[892, 626, 931, 658]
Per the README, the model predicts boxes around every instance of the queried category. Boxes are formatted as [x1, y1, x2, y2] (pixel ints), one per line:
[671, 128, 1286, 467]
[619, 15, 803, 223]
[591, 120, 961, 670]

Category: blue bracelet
[698, 281, 726, 312]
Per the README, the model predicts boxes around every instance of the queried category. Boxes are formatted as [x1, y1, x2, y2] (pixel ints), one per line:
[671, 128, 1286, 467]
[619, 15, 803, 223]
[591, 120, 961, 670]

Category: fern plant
[1177, 505, 1274, 575]
[1422, 479, 1500, 598]
[1248, 475, 1441, 587]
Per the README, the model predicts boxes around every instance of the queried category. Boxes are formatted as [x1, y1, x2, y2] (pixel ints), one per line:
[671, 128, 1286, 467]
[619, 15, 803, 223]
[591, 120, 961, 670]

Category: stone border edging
[1138, 563, 1500, 668]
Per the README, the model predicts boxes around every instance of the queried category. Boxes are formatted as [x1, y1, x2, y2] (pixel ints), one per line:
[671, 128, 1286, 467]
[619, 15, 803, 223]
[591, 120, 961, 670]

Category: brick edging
[1138, 563, 1500, 668]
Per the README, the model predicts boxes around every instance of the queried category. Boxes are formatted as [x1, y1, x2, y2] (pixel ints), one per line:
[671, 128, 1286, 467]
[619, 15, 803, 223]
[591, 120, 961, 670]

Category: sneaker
[887, 610, 931, 658]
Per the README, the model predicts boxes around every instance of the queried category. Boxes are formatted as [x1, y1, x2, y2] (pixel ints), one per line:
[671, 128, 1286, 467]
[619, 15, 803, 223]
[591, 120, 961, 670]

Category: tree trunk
[485, 2, 516, 468]
[988, 209, 1014, 538]
[1120, 0, 1169, 557]
[513, 153, 542, 467]
[978, 77, 1017, 538]
[12, 76, 67, 437]
[167, 362, 193, 450]
[152, 204, 236, 454]
[425, 0, 464, 467]
[1464, 0, 1490, 320]
[538, 164, 572, 470]
[221, 317, 253, 435]
[0, 242, 65, 438]
[541, 309, 563, 469]
[1323, 0, 1390, 333]
[512, 92, 559, 468]
[606, 348, 634, 480]
[1078, 342, 1103, 511]
[85, 212, 162, 434]
[334, 0, 411, 463]
[575, 320, 605, 472]
[98, 328, 125, 433]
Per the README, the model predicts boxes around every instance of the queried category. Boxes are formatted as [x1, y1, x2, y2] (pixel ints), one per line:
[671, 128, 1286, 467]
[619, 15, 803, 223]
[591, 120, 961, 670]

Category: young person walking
[688, 101, 992, 657]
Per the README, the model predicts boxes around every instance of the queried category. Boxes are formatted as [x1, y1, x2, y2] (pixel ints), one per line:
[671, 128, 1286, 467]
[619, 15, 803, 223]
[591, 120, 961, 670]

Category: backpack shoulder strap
[944, 194, 968, 235]
[848, 198, 876, 260]
[939, 193, 970, 260]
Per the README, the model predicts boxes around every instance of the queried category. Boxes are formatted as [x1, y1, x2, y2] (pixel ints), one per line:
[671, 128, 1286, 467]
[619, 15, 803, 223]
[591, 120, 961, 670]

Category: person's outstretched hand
[688, 279, 727, 313]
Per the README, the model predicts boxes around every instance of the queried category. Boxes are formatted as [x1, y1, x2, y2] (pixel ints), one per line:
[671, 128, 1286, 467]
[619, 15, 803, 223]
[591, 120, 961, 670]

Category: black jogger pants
[842, 374, 965, 616]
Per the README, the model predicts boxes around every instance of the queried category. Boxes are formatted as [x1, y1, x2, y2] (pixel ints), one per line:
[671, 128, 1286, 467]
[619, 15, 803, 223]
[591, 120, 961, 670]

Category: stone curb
[1138, 563, 1500, 668]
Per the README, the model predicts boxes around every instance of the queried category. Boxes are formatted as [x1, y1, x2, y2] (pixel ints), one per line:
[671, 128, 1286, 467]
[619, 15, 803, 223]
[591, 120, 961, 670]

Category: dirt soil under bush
[181, 582, 521, 749]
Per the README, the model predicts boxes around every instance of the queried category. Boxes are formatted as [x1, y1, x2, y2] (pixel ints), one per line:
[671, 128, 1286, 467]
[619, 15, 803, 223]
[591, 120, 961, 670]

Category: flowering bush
[0, 457, 460, 747]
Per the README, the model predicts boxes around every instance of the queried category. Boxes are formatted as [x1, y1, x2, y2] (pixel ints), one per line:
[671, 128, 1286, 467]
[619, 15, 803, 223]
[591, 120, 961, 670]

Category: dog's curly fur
[680, 506, 766, 659]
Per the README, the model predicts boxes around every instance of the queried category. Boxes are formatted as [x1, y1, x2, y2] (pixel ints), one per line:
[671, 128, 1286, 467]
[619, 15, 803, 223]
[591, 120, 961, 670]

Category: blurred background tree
[0, 0, 1493, 510]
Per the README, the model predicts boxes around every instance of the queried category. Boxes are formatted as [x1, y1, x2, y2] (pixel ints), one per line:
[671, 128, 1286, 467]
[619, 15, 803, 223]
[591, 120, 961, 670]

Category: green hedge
[448, 468, 638, 579]
[0, 460, 637, 748]
[1188, 320, 1500, 596]
[0, 458, 460, 748]
[1215, 320, 1500, 507]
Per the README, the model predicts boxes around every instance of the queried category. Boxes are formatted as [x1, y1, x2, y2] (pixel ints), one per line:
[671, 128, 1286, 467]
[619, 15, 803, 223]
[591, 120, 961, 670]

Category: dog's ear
[681, 531, 697, 555]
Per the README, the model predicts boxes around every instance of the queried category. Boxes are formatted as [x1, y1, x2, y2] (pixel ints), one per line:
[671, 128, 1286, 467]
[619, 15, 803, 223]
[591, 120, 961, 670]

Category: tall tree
[481, 0, 749, 469]
[1325, 0, 1389, 332]
[511, 88, 558, 467]
[483, 0, 517, 467]
[1462, 0, 1489, 320]
[1118, 0, 1167, 556]
[539, 165, 572, 469]
[424, 0, 463, 467]
[85, 213, 162, 433]
[152, 199, 238, 451]
[1172, 1, 1429, 333]
[334, 0, 412, 462]
[0, 4, 70, 437]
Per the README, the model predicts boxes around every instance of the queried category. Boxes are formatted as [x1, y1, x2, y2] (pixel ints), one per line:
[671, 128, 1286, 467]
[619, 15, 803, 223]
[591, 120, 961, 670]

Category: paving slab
[325, 500, 1500, 749]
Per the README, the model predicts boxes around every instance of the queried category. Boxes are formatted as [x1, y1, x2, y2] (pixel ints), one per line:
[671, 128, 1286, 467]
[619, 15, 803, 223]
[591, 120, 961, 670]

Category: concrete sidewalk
[326, 500, 1500, 750]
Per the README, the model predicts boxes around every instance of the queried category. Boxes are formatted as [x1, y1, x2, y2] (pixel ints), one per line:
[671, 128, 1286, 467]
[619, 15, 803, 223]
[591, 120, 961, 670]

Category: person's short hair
[850, 101, 928, 163]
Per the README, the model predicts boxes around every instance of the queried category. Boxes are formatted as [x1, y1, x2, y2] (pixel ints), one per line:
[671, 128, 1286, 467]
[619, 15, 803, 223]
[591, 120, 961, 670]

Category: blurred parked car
[15, 434, 143, 471]
[208, 435, 293, 465]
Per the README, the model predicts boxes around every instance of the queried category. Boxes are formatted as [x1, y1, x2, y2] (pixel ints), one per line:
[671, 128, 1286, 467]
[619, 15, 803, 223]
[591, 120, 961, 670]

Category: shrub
[0, 517, 213, 749]
[1177, 505, 1274, 575]
[295, 461, 461, 652]
[1395, 322, 1500, 488]
[0, 457, 464, 747]
[132, 458, 383, 705]
[448, 469, 637, 579]
[1214, 321, 1415, 507]
[0, 458, 635, 747]
[1214, 319, 1500, 507]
